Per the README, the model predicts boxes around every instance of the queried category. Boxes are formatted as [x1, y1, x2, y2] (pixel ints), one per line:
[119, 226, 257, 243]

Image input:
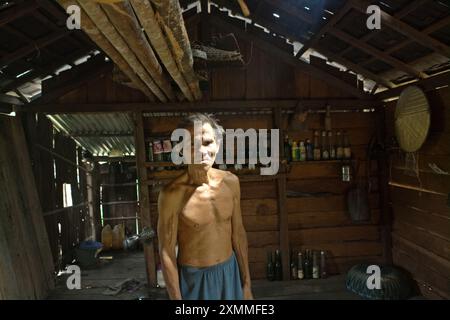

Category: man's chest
[180, 185, 234, 227]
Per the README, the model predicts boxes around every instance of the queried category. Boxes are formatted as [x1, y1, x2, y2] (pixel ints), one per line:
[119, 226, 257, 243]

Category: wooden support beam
[0, 29, 71, 68]
[273, 107, 290, 281]
[329, 28, 426, 79]
[350, 0, 450, 58]
[0, 94, 24, 106]
[0, 0, 39, 27]
[313, 45, 394, 89]
[375, 71, 449, 100]
[32, 55, 112, 104]
[338, 0, 430, 60]
[1, 49, 93, 93]
[209, 11, 372, 99]
[26, 98, 383, 113]
[295, 1, 352, 58]
[134, 112, 157, 288]
[263, 0, 314, 25]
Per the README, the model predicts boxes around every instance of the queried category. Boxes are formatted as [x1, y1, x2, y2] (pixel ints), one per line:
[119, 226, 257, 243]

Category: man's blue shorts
[179, 251, 243, 300]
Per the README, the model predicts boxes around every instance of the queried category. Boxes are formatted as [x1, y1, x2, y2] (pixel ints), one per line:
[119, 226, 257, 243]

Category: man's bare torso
[162, 168, 236, 267]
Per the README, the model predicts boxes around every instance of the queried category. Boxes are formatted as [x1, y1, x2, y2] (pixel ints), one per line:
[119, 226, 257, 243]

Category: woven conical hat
[395, 86, 430, 153]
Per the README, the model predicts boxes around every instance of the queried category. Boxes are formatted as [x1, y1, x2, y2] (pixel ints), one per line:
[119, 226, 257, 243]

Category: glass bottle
[321, 131, 329, 160]
[320, 251, 327, 279]
[267, 251, 275, 281]
[305, 139, 313, 161]
[299, 141, 306, 161]
[284, 135, 292, 163]
[343, 131, 351, 159]
[313, 131, 321, 161]
[328, 131, 336, 160]
[291, 141, 298, 162]
[304, 250, 311, 279]
[336, 131, 344, 160]
[312, 251, 319, 279]
[290, 250, 298, 280]
[274, 249, 282, 281]
[297, 252, 304, 280]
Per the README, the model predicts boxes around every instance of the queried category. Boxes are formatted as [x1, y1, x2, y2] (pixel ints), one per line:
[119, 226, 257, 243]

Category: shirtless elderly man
[157, 113, 253, 300]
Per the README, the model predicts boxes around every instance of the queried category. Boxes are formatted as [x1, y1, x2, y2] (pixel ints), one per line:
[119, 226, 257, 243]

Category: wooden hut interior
[0, 0, 449, 301]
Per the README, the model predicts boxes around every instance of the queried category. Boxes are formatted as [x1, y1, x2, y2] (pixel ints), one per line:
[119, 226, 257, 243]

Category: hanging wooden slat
[100, 1, 177, 101]
[57, 0, 155, 101]
[130, 0, 195, 101]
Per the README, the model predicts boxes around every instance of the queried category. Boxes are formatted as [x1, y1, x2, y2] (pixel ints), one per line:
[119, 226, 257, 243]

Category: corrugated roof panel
[47, 113, 135, 156]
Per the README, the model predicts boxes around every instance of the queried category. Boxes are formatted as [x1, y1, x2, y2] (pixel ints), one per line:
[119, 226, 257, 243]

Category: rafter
[329, 28, 426, 79]
[337, 0, 430, 60]
[313, 45, 394, 89]
[263, 0, 314, 25]
[350, 0, 450, 58]
[26, 98, 383, 114]
[208, 9, 372, 99]
[295, 1, 352, 58]
[375, 71, 449, 100]
[0, 0, 39, 27]
[0, 29, 71, 69]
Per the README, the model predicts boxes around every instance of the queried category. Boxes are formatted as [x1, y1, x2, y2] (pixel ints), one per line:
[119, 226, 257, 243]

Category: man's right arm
[157, 188, 182, 300]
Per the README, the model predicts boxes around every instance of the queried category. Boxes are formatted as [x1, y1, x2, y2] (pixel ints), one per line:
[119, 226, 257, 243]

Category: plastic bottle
[299, 141, 306, 161]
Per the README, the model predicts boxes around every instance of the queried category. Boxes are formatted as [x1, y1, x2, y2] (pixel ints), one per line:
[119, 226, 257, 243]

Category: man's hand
[243, 285, 254, 300]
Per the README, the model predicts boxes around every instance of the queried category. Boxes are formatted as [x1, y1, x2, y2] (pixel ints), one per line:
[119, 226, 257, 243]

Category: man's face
[188, 122, 220, 170]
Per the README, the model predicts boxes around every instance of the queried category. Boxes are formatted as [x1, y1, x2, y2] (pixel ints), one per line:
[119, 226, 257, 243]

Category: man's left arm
[228, 174, 253, 300]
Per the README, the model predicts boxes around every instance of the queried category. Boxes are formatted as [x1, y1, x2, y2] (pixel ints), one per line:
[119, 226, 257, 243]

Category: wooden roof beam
[375, 71, 449, 100]
[350, 0, 450, 58]
[337, 0, 431, 59]
[208, 12, 373, 100]
[25, 98, 383, 114]
[313, 45, 394, 89]
[0, 0, 39, 27]
[295, 1, 352, 58]
[263, 0, 314, 25]
[329, 28, 427, 79]
[0, 29, 71, 69]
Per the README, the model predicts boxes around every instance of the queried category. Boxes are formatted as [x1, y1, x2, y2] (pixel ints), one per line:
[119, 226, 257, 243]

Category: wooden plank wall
[48, 20, 381, 281]
[385, 86, 450, 299]
[23, 114, 89, 271]
[0, 116, 54, 299]
[143, 110, 382, 280]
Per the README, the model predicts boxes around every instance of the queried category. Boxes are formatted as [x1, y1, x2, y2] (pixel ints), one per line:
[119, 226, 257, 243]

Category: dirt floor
[47, 251, 361, 300]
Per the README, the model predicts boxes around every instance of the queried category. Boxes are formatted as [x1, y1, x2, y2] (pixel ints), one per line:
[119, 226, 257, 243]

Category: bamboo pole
[57, 0, 155, 101]
[151, 0, 202, 100]
[100, 2, 176, 101]
[129, 0, 195, 101]
[76, 0, 167, 102]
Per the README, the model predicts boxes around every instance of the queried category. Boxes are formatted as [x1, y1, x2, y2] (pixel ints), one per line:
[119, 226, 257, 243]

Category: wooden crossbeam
[313, 45, 394, 89]
[375, 71, 449, 100]
[25, 98, 383, 114]
[338, 0, 431, 59]
[350, 0, 450, 58]
[0, 0, 39, 27]
[329, 28, 426, 79]
[295, 1, 352, 58]
[0, 49, 93, 93]
[0, 29, 71, 68]
[263, 0, 314, 25]
[209, 10, 371, 99]
[32, 55, 112, 104]
[0, 94, 24, 105]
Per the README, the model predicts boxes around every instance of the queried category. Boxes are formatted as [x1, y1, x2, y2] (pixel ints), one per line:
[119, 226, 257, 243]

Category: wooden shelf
[287, 159, 353, 165]
[144, 161, 184, 167]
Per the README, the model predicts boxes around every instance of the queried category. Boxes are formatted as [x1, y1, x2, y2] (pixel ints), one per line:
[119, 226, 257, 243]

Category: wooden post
[134, 112, 157, 287]
[273, 108, 290, 280]
[377, 108, 393, 265]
